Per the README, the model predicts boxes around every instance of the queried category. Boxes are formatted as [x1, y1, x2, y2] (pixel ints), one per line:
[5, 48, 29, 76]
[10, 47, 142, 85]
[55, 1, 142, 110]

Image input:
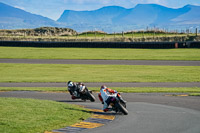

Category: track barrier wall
[0, 41, 199, 48]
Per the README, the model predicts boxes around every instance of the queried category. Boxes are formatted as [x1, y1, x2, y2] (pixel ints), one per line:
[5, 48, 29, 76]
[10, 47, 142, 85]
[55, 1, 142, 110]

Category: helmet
[67, 81, 74, 88]
[100, 85, 107, 90]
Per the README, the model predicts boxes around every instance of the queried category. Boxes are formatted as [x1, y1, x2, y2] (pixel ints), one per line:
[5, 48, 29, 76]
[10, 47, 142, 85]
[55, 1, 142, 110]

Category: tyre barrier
[0, 41, 199, 48]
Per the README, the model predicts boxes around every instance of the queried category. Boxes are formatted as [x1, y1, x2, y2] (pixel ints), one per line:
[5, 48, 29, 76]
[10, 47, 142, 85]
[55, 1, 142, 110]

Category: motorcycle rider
[67, 81, 86, 100]
[98, 85, 126, 112]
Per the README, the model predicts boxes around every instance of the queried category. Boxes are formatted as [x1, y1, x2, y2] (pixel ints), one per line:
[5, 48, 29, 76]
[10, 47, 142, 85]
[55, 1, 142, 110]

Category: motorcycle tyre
[120, 101, 126, 108]
[115, 102, 128, 115]
[86, 91, 96, 102]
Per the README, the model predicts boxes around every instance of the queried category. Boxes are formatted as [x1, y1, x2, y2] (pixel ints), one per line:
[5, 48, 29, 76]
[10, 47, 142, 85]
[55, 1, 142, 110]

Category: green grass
[0, 63, 200, 83]
[1, 63, 200, 83]
[0, 47, 200, 60]
[2, 32, 185, 38]
[111, 87, 200, 93]
[189, 93, 200, 96]
[0, 97, 91, 133]
[1, 87, 200, 93]
[77, 32, 186, 38]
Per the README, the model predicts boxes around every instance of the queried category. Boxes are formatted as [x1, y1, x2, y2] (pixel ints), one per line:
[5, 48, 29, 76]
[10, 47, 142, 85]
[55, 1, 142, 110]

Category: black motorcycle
[72, 84, 96, 102]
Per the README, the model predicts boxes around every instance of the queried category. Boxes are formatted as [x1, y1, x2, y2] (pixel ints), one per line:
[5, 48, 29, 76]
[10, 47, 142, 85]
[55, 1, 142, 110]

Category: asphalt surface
[0, 91, 200, 111]
[0, 91, 200, 133]
[82, 102, 200, 133]
[1, 59, 200, 66]
[1, 82, 200, 87]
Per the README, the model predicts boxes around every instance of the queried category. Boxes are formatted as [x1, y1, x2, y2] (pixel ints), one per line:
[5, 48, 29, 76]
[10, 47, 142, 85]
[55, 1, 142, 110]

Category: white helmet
[67, 81, 74, 88]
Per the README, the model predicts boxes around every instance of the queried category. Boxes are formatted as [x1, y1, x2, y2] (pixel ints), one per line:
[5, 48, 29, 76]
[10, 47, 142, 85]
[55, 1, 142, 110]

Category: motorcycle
[109, 93, 128, 115]
[71, 83, 96, 102]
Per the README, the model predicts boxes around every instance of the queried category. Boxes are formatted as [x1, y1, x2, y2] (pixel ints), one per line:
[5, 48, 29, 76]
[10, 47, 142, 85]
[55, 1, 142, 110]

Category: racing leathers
[68, 82, 86, 99]
[98, 87, 118, 112]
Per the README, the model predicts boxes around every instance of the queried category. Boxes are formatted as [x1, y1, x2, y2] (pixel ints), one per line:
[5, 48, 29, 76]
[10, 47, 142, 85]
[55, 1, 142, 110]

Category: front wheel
[86, 91, 96, 102]
[115, 102, 128, 115]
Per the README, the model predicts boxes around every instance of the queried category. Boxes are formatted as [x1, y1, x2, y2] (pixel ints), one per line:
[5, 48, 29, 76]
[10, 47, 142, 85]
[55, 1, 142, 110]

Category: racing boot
[71, 95, 76, 100]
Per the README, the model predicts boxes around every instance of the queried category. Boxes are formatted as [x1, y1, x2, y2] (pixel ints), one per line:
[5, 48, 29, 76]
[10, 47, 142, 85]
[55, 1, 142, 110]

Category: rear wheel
[86, 91, 96, 102]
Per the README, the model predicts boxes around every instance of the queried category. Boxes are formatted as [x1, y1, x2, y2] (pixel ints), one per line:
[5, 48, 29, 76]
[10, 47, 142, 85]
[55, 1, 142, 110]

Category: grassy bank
[0, 32, 190, 42]
[0, 97, 91, 133]
[1, 87, 200, 93]
[0, 47, 200, 60]
[0, 63, 199, 83]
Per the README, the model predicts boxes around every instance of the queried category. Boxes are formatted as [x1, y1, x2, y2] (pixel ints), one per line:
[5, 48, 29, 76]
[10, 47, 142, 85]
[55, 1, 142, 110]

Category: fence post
[196, 28, 198, 37]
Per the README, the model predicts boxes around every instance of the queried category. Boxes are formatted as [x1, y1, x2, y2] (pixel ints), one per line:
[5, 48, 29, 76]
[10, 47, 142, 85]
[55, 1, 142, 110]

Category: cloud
[129, 0, 166, 6]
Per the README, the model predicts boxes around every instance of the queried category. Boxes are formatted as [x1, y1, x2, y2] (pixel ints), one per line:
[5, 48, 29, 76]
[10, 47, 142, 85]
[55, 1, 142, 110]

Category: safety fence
[0, 41, 199, 48]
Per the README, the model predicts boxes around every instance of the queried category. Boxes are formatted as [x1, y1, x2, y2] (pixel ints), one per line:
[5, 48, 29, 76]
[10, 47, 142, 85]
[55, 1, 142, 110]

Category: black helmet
[100, 85, 107, 90]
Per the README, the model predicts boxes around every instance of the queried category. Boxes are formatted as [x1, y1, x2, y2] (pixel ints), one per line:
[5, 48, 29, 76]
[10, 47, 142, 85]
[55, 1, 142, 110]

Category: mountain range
[0, 2, 61, 29]
[0, 2, 200, 32]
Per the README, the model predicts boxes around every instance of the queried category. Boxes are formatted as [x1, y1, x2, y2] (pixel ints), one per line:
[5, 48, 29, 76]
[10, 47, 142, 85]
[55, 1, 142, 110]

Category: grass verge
[0, 87, 200, 93]
[189, 93, 200, 96]
[0, 63, 200, 82]
[0, 47, 200, 60]
[0, 97, 91, 133]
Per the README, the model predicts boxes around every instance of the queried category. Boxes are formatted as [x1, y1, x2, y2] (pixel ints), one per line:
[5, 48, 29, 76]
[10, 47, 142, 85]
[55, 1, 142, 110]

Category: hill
[58, 6, 127, 25]
[58, 4, 200, 32]
[0, 2, 61, 29]
[172, 5, 200, 24]
[0, 2, 200, 33]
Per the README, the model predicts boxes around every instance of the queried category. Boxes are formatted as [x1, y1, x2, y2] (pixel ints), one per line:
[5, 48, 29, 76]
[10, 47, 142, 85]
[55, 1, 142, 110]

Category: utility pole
[196, 28, 198, 36]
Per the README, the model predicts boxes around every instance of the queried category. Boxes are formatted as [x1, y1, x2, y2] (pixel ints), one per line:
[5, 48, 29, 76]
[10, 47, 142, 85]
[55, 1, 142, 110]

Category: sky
[1, 0, 200, 20]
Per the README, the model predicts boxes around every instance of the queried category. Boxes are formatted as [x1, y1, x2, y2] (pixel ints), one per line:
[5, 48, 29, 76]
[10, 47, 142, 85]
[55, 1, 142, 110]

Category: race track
[0, 59, 200, 66]
[0, 91, 200, 133]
